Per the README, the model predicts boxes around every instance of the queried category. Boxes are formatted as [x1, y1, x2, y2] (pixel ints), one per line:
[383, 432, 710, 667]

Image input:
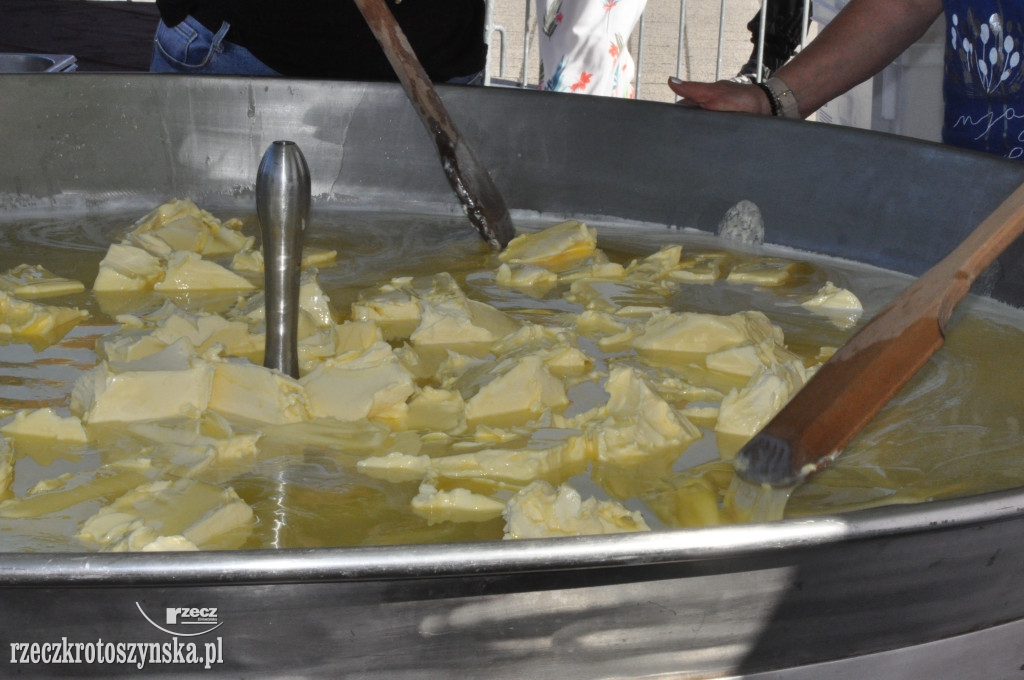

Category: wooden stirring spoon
[735, 182, 1024, 487]
[352, 0, 515, 250]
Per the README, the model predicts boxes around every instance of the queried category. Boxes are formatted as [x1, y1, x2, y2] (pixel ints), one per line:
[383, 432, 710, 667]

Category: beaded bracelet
[754, 77, 800, 119]
[755, 81, 779, 116]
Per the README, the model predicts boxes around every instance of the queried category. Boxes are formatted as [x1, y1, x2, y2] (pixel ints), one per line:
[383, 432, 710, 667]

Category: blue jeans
[151, 16, 484, 83]
[150, 17, 281, 75]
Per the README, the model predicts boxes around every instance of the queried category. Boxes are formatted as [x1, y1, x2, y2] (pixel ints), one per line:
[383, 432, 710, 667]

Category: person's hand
[667, 77, 772, 116]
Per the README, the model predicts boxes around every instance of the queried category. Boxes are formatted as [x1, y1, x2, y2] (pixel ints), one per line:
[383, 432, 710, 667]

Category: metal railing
[90, 0, 815, 100]
[484, 0, 814, 98]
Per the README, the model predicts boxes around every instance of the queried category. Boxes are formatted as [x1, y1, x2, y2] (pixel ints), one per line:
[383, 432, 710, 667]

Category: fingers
[667, 77, 715, 105]
[667, 77, 770, 115]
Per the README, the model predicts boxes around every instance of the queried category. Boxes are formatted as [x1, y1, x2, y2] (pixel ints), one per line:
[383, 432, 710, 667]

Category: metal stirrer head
[256, 140, 310, 379]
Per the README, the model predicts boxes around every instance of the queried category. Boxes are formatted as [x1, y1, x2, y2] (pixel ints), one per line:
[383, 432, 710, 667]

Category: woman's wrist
[755, 76, 801, 118]
[754, 81, 779, 116]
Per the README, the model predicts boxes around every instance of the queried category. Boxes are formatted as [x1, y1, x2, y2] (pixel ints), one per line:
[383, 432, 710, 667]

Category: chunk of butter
[70, 341, 215, 424]
[716, 360, 809, 438]
[0, 291, 89, 345]
[502, 480, 650, 539]
[0, 437, 13, 496]
[594, 366, 702, 462]
[350, 279, 421, 340]
[801, 281, 862, 312]
[333, 320, 382, 354]
[465, 356, 569, 427]
[801, 282, 864, 329]
[403, 387, 466, 433]
[232, 269, 334, 329]
[209, 359, 309, 425]
[499, 220, 598, 270]
[126, 198, 252, 258]
[495, 263, 558, 293]
[77, 477, 254, 551]
[93, 243, 165, 292]
[575, 310, 629, 338]
[705, 339, 801, 377]
[139, 535, 200, 551]
[98, 308, 262, 364]
[300, 340, 414, 423]
[726, 259, 797, 286]
[557, 260, 626, 283]
[668, 253, 727, 283]
[0, 407, 88, 442]
[624, 244, 682, 281]
[411, 479, 507, 525]
[0, 264, 85, 298]
[154, 251, 257, 292]
[356, 452, 432, 483]
[432, 435, 590, 486]
[412, 299, 501, 350]
[632, 310, 783, 356]
[0, 459, 159, 519]
[231, 246, 337, 273]
[411, 297, 519, 356]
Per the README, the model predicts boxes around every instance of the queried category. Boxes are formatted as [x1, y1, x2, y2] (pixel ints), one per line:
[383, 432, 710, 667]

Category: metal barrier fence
[95, 0, 814, 102]
[484, 0, 814, 99]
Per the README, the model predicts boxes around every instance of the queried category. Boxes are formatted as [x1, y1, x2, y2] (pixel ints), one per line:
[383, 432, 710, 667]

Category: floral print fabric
[943, 0, 1024, 159]
[535, 0, 647, 98]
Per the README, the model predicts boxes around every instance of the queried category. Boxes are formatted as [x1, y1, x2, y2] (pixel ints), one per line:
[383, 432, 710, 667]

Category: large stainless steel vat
[1, 74, 1023, 678]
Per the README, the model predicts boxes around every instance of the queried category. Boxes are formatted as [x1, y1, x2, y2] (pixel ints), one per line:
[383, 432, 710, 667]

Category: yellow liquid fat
[0, 206, 1022, 551]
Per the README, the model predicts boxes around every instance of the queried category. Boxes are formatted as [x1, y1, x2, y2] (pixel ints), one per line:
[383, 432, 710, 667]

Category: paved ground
[486, 0, 764, 103]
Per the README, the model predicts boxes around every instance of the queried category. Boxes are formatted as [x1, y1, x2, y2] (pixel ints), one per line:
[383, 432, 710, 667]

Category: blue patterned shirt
[943, 0, 1024, 159]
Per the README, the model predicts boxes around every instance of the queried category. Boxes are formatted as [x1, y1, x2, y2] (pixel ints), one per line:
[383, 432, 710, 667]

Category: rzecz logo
[136, 603, 223, 637]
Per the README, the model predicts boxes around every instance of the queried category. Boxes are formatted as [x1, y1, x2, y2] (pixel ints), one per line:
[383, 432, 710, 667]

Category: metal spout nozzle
[257, 140, 310, 379]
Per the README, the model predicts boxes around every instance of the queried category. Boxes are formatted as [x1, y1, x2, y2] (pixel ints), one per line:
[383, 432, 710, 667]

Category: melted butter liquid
[1, 207, 1023, 550]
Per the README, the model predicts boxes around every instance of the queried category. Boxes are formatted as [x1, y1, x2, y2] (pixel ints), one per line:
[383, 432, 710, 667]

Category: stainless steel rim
[2, 485, 1021, 586]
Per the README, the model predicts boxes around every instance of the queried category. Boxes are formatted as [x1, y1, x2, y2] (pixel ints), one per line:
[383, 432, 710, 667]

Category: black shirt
[156, 0, 487, 82]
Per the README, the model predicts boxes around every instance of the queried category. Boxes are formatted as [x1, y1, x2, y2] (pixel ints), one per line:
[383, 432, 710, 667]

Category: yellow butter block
[0, 264, 85, 298]
[300, 341, 414, 423]
[154, 251, 257, 292]
[209, 360, 309, 425]
[93, 243, 164, 292]
[1, 408, 88, 442]
[465, 356, 568, 428]
[726, 259, 797, 286]
[77, 477, 254, 551]
[716, 361, 809, 439]
[70, 341, 214, 424]
[0, 291, 88, 347]
[502, 480, 649, 539]
[411, 480, 507, 525]
[499, 220, 598, 270]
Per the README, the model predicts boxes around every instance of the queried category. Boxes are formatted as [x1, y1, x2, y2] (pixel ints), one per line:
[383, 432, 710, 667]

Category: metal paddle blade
[352, 0, 515, 250]
[428, 118, 515, 251]
[735, 181, 1024, 487]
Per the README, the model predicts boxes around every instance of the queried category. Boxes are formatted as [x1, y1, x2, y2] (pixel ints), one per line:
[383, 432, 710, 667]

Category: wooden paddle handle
[735, 181, 1024, 487]
[351, 0, 516, 250]
[352, 0, 455, 142]
[929, 182, 1024, 327]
